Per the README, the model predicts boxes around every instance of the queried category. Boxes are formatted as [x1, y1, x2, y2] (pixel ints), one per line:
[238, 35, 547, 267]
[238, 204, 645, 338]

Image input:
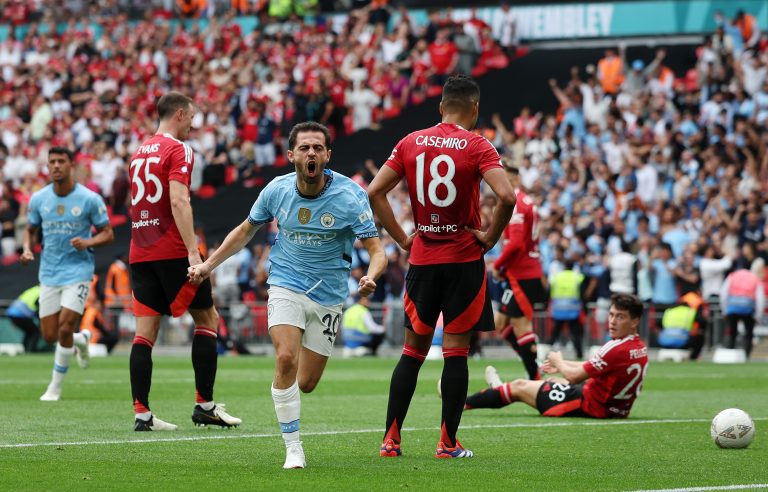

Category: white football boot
[283, 441, 306, 469]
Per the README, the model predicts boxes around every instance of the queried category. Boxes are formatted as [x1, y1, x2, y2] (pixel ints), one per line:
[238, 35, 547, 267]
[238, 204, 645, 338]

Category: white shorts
[39, 281, 91, 318]
[267, 286, 343, 357]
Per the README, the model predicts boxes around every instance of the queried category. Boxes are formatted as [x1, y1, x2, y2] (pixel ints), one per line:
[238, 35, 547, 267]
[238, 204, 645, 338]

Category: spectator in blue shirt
[652, 242, 679, 306]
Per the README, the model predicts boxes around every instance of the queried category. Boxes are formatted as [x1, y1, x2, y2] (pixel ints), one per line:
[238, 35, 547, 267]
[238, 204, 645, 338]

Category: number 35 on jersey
[130, 157, 162, 206]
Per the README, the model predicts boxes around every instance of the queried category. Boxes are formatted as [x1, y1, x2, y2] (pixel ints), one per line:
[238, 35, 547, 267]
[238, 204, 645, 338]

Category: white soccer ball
[710, 408, 756, 449]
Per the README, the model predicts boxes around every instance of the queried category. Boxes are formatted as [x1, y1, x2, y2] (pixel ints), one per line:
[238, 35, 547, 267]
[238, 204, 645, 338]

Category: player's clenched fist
[187, 263, 210, 284]
[70, 237, 88, 251]
[20, 250, 34, 265]
[358, 275, 376, 297]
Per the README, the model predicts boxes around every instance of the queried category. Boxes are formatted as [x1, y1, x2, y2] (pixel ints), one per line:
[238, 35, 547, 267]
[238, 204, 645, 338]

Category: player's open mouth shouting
[307, 160, 317, 177]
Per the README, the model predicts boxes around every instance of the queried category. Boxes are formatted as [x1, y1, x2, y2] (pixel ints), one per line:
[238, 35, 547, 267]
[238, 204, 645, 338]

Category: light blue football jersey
[248, 169, 378, 306]
[27, 183, 110, 286]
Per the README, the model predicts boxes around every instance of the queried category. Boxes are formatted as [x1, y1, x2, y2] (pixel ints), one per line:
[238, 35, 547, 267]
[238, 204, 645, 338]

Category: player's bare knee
[509, 379, 528, 392]
[42, 331, 57, 344]
[191, 307, 218, 330]
[404, 331, 433, 351]
[274, 351, 297, 375]
[205, 309, 219, 330]
[58, 322, 76, 337]
[298, 377, 319, 394]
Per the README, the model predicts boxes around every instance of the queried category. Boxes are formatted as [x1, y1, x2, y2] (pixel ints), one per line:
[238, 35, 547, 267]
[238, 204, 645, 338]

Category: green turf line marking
[1, 417, 765, 449]
[628, 485, 768, 492]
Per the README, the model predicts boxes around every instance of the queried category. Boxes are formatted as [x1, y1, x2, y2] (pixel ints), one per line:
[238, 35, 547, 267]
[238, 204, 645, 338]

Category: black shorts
[404, 259, 494, 335]
[535, 381, 590, 417]
[499, 277, 547, 319]
[130, 258, 213, 317]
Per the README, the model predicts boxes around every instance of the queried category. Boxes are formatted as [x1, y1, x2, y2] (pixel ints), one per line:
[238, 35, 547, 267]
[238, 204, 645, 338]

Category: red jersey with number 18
[581, 334, 648, 418]
[129, 133, 194, 264]
[385, 122, 503, 265]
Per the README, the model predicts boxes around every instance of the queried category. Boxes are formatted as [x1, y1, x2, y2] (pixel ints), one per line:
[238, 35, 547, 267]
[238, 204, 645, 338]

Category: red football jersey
[386, 122, 503, 265]
[494, 190, 543, 280]
[428, 41, 458, 75]
[129, 133, 194, 263]
[581, 335, 648, 418]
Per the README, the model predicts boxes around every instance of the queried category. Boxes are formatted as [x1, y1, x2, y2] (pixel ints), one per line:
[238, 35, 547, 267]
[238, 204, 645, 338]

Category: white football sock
[135, 411, 152, 421]
[51, 343, 74, 388]
[199, 401, 215, 411]
[272, 381, 301, 445]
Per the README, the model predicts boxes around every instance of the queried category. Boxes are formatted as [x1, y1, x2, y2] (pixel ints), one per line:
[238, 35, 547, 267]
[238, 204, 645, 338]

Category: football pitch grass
[0, 354, 765, 491]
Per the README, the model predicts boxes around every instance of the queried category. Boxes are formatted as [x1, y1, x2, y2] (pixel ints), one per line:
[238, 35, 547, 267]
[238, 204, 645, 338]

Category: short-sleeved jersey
[494, 190, 543, 280]
[248, 169, 378, 306]
[129, 133, 194, 264]
[27, 183, 110, 286]
[581, 334, 648, 418]
[386, 122, 503, 265]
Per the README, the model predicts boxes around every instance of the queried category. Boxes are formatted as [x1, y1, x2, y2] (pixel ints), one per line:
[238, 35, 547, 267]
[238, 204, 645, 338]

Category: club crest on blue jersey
[298, 208, 311, 224]
[71, 206, 82, 216]
[320, 213, 335, 228]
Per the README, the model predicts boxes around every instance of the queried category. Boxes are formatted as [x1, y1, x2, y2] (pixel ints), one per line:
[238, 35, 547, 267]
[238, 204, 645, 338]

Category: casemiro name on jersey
[415, 135, 468, 150]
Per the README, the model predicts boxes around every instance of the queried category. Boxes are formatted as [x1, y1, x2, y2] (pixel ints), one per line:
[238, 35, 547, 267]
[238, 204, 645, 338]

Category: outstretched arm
[548, 78, 573, 108]
[188, 219, 262, 284]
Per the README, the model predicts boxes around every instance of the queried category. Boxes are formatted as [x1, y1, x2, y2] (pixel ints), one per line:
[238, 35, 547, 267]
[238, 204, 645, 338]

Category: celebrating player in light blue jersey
[21, 147, 114, 401]
[188, 121, 386, 469]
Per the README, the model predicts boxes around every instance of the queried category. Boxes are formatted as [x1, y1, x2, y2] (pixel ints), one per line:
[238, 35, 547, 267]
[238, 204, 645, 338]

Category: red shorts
[403, 259, 494, 335]
[130, 258, 213, 317]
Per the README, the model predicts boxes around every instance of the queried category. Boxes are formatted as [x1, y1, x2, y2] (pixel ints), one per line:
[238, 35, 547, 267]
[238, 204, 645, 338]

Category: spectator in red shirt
[240, 98, 260, 143]
[4, 0, 30, 26]
[428, 28, 458, 86]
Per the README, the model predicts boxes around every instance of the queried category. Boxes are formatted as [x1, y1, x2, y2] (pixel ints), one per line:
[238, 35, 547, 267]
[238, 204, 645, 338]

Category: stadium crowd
[0, 0, 513, 263]
[1, 2, 767, 353]
[489, 9, 768, 344]
[340, 8, 768, 349]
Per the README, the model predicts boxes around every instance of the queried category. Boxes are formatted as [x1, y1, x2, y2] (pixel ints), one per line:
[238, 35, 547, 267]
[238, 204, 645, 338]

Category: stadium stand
[1, 2, 767, 357]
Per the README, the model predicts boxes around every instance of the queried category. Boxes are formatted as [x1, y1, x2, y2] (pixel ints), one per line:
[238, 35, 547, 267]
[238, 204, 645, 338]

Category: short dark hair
[157, 91, 193, 120]
[288, 121, 332, 151]
[610, 293, 644, 319]
[48, 147, 74, 162]
[441, 74, 480, 112]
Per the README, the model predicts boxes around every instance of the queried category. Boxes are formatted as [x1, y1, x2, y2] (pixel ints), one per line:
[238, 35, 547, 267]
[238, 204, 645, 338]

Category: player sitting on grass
[463, 293, 648, 419]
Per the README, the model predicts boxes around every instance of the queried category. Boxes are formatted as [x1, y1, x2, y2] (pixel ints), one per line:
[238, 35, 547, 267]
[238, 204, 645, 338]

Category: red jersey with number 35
[129, 133, 194, 264]
[582, 334, 648, 418]
[385, 122, 503, 265]
[494, 190, 543, 280]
